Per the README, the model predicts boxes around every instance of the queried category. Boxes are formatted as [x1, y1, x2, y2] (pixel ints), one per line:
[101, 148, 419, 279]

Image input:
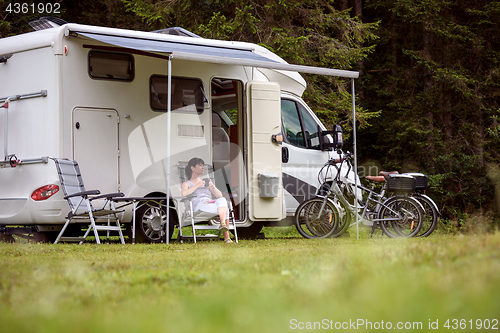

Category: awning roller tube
[75, 31, 359, 79]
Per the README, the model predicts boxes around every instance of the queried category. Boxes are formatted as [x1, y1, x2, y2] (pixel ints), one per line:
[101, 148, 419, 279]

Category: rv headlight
[31, 185, 59, 201]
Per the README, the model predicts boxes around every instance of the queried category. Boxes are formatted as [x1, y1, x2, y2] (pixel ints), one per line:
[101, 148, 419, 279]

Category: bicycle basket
[386, 174, 416, 193]
[404, 173, 428, 190]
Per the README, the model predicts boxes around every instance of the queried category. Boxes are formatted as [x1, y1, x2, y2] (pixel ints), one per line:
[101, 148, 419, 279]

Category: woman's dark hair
[185, 157, 204, 179]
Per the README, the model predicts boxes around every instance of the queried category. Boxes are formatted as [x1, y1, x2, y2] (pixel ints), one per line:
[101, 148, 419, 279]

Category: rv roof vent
[151, 27, 202, 38]
[29, 16, 68, 31]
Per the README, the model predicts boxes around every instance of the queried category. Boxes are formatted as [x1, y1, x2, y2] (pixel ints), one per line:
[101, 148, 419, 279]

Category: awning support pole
[352, 78, 359, 240]
[166, 54, 172, 244]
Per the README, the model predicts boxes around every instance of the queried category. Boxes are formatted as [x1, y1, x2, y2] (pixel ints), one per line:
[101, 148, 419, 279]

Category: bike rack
[1, 90, 48, 167]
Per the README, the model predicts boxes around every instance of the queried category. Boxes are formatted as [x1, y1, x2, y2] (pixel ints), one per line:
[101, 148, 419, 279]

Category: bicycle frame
[319, 152, 422, 228]
[326, 179, 410, 227]
[294, 150, 425, 239]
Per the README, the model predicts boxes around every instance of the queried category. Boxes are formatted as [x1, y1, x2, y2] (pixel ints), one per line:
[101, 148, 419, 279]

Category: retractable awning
[77, 31, 359, 79]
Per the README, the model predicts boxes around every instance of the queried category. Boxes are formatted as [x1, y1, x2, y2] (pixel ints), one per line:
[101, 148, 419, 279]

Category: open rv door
[246, 81, 283, 221]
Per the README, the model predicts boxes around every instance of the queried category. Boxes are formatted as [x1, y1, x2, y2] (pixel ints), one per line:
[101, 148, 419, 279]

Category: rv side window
[150, 76, 206, 114]
[88, 51, 134, 81]
[281, 99, 321, 149]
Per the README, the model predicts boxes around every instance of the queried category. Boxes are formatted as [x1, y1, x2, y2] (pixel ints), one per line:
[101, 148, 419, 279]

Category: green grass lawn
[1, 227, 499, 333]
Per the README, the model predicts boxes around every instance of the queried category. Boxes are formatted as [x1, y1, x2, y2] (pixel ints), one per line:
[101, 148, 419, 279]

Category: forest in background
[1, 0, 499, 232]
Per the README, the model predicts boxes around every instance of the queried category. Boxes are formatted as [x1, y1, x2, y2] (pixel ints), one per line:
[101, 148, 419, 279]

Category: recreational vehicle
[0, 20, 359, 242]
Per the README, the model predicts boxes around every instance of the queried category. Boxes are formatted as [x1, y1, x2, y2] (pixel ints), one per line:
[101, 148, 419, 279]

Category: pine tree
[362, 0, 500, 217]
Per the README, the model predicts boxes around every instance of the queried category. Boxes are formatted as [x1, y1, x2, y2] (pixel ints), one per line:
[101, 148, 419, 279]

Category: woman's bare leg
[218, 207, 230, 240]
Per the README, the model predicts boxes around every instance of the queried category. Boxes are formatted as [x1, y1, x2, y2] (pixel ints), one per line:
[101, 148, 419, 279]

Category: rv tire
[0, 233, 15, 243]
[135, 205, 176, 243]
[34, 232, 58, 243]
[235, 222, 264, 239]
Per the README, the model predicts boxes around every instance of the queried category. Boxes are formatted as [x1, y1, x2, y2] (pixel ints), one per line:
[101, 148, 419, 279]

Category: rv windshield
[150, 76, 207, 114]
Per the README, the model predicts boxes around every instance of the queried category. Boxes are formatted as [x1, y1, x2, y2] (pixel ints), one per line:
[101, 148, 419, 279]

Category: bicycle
[365, 171, 439, 237]
[394, 172, 440, 237]
[412, 193, 439, 237]
[294, 151, 425, 239]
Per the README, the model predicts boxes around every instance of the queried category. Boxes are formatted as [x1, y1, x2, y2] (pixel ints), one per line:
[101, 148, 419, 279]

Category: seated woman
[181, 157, 233, 243]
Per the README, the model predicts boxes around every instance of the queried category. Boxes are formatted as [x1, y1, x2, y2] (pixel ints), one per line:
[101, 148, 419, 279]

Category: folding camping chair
[52, 158, 126, 244]
[176, 163, 238, 243]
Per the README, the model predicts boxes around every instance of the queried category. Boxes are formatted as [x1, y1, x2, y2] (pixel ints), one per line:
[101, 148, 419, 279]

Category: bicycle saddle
[365, 175, 385, 182]
[379, 170, 399, 177]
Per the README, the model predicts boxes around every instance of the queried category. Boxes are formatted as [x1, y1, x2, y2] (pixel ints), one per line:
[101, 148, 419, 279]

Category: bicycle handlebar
[328, 151, 353, 165]
[318, 150, 354, 184]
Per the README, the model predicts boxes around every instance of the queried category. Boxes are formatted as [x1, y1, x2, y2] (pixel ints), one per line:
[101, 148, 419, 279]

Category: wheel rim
[415, 195, 438, 237]
[326, 199, 351, 238]
[386, 199, 423, 237]
[392, 200, 421, 236]
[380, 198, 422, 237]
[140, 207, 165, 241]
[295, 199, 339, 238]
[305, 201, 336, 236]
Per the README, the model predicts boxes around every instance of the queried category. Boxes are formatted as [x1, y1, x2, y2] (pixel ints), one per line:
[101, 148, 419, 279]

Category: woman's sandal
[224, 238, 233, 243]
[218, 224, 229, 232]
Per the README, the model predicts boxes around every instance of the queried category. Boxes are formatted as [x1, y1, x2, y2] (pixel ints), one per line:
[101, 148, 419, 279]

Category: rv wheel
[33, 232, 58, 243]
[135, 204, 176, 243]
[236, 222, 264, 239]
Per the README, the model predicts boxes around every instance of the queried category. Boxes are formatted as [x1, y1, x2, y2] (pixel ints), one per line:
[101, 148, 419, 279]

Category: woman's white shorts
[195, 197, 229, 218]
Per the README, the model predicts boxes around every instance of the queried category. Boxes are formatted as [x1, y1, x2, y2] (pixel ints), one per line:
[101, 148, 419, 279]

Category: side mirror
[319, 125, 343, 151]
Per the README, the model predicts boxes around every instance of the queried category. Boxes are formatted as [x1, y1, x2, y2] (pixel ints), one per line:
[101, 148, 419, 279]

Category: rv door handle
[282, 147, 289, 163]
[75, 122, 80, 129]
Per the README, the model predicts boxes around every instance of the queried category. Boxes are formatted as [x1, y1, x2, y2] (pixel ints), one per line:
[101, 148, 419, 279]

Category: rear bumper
[0, 197, 66, 225]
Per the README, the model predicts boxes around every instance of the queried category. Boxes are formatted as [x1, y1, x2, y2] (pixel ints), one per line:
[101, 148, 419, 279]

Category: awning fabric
[78, 32, 359, 79]
[79, 32, 274, 63]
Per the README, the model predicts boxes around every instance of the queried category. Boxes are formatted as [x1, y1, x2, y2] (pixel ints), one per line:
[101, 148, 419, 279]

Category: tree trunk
[390, 11, 397, 77]
[354, 0, 362, 19]
[422, 20, 435, 172]
[354, 0, 364, 99]
[339, 0, 349, 11]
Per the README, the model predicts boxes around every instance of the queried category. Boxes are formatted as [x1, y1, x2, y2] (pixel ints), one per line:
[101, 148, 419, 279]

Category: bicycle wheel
[294, 197, 340, 239]
[378, 196, 423, 237]
[324, 196, 351, 238]
[413, 194, 439, 237]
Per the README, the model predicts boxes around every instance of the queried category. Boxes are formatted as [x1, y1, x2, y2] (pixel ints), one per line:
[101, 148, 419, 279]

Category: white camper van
[0, 20, 358, 242]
